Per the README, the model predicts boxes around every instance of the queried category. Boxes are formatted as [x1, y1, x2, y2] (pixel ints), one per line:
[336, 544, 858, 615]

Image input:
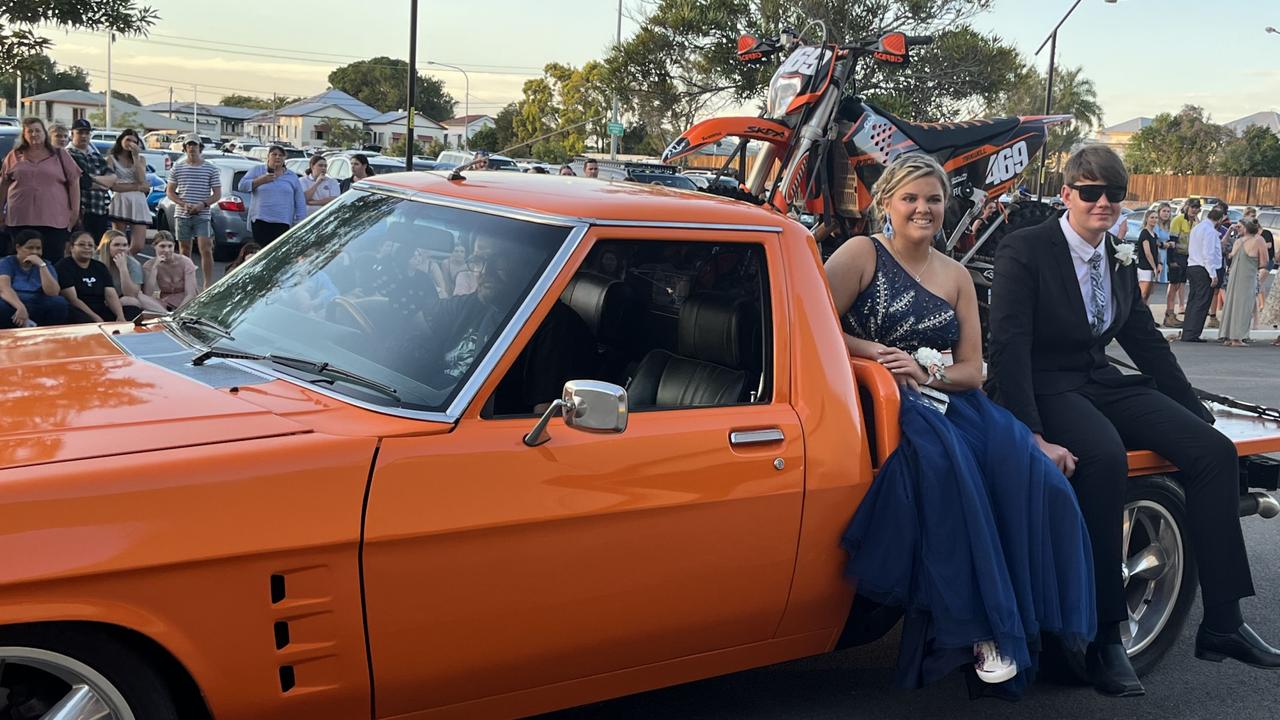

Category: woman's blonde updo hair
[869, 153, 951, 231]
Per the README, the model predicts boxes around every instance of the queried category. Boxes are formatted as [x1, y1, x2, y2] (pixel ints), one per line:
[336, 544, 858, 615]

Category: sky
[36, 0, 1280, 130]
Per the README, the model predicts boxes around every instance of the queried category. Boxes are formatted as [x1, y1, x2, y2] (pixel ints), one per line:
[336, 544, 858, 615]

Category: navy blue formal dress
[841, 237, 1097, 697]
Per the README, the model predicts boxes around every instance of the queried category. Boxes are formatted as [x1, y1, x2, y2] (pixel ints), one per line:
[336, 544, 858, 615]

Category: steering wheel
[330, 296, 377, 337]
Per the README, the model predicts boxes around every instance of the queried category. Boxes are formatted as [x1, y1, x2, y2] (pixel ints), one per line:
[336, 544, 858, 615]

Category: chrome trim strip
[356, 180, 785, 234]
[444, 223, 588, 419]
[590, 219, 785, 233]
[357, 181, 581, 228]
[729, 428, 785, 446]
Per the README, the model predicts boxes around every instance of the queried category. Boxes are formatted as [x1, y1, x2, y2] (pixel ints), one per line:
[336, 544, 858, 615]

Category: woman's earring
[882, 214, 894, 239]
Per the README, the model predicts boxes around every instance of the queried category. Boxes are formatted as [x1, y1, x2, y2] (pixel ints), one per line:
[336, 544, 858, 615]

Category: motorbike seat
[865, 101, 1022, 154]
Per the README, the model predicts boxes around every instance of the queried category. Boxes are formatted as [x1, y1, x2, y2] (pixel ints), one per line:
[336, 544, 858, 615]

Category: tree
[469, 126, 499, 153]
[422, 139, 445, 158]
[219, 94, 299, 110]
[606, 0, 1024, 150]
[493, 102, 519, 153]
[88, 108, 138, 129]
[323, 117, 366, 149]
[328, 58, 455, 119]
[508, 62, 610, 158]
[0, 1, 158, 72]
[110, 89, 140, 106]
[988, 63, 1103, 173]
[1217, 125, 1280, 177]
[1125, 106, 1234, 175]
[0, 56, 89, 102]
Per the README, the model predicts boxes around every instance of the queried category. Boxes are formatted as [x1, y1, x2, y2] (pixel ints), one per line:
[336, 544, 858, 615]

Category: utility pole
[14, 72, 20, 119]
[406, 0, 418, 170]
[106, 32, 113, 129]
[272, 92, 278, 142]
[193, 84, 199, 136]
[168, 86, 173, 115]
[609, 0, 622, 160]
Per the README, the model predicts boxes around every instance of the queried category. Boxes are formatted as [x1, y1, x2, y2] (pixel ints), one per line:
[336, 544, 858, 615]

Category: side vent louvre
[279, 665, 296, 693]
[273, 621, 291, 650]
[270, 574, 286, 604]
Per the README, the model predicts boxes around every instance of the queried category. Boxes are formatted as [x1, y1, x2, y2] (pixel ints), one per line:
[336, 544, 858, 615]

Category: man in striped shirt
[167, 135, 221, 287]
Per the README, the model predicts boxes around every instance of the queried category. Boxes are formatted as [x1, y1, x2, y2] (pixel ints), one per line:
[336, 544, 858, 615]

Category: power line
[63, 28, 542, 77]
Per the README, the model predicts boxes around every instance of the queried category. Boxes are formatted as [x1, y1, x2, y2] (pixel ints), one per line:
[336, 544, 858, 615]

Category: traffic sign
[607, 122, 625, 137]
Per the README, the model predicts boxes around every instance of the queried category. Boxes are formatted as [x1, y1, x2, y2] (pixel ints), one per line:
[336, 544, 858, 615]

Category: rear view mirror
[523, 380, 628, 447]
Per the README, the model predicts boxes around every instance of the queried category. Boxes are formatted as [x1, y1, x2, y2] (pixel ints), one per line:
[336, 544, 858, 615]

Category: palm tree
[989, 63, 1104, 174]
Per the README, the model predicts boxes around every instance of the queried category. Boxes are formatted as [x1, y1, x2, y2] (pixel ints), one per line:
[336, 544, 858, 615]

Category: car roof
[363, 171, 785, 227]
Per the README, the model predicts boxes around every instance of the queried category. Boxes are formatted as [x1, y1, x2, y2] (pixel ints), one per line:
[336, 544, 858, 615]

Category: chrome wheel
[1121, 500, 1185, 656]
[0, 646, 135, 720]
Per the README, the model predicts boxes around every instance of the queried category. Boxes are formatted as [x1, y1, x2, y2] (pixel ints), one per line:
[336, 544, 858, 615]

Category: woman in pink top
[0, 118, 81, 260]
[142, 231, 198, 311]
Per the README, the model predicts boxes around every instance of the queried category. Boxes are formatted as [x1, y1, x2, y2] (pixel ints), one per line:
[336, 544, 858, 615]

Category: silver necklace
[889, 239, 932, 281]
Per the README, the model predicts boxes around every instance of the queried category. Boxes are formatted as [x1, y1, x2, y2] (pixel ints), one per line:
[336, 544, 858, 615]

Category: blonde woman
[826, 153, 1094, 697]
[1136, 210, 1162, 302]
[98, 229, 165, 315]
[1155, 202, 1173, 284]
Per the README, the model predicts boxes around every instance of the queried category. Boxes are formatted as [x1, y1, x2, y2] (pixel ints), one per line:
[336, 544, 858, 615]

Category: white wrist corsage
[1113, 241, 1136, 268]
[912, 346, 947, 385]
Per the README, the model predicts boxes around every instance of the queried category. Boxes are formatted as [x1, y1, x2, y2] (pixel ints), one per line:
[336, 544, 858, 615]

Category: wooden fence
[1126, 175, 1280, 206]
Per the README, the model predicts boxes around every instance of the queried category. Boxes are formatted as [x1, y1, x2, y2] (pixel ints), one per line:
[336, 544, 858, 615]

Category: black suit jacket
[986, 214, 1207, 434]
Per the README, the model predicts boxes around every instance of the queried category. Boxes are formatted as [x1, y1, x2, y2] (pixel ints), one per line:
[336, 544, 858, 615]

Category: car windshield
[631, 173, 697, 190]
[173, 189, 572, 414]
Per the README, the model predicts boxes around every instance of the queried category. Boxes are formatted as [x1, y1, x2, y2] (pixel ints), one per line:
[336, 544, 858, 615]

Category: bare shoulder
[825, 235, 878, 306]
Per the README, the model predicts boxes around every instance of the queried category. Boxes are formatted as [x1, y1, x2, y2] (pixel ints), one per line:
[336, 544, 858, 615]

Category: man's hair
[1207, 208, 1225, 222]
[13, 229, 42, 248]
[583, 158, 598, 166]
[1063, 145, 1128, 187]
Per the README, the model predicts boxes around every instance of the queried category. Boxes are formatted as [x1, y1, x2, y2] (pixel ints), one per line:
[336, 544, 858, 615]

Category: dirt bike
[661, 25, 1073, 339]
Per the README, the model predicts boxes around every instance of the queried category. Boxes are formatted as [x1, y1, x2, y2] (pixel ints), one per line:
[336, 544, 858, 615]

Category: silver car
[155, 156, 262, 259]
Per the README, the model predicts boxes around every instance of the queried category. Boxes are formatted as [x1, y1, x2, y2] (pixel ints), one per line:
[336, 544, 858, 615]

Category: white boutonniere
[1113, 240, 1136, 268]
[912, 346, 947, 384]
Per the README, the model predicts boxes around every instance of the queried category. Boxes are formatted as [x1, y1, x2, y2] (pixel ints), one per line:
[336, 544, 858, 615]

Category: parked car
[435, 150, 519, 171]
[155, 155, 260, 259]
[627, 171, 699, 190]
[0, 126, 19, 159]
[140, 150, 175, 179]
[2, 172, 1279, 717]
[146, 172, 165, 221]
[285, 158, 311, 177]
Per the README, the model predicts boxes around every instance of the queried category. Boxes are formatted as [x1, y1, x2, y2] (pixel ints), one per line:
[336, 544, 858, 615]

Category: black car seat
[561, 271, 643, 382]
[627, 293, 754, 409]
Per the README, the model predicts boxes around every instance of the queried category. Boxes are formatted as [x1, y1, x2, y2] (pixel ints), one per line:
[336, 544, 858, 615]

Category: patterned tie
[1089, 249, 1106, 336]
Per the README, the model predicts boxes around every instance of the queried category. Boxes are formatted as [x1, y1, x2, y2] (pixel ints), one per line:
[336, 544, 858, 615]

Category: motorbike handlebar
[904, 34, 933, 47]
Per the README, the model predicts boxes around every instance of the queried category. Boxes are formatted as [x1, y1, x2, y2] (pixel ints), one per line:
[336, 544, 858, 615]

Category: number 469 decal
[985, 141, 1030, 185]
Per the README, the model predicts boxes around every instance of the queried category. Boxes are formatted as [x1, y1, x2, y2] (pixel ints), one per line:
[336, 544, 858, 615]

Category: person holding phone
[0, 229, 69, 327]
[300, 155, 340, 217]
[237, 145, 306, 245]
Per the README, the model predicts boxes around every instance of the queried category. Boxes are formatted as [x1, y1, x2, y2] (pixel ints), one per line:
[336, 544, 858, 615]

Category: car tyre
[0, 625, 180, 719]
[1046, 474, 1195, 683]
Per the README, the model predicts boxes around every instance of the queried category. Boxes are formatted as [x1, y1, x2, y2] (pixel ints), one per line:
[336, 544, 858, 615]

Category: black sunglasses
[1068, 183, 1126, 204]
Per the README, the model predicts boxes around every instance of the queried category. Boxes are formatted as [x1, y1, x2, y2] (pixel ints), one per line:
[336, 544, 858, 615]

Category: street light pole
[428, 61, 469, 150]
[406, 0, 418, 170]
[609, 0, 622, 160]
[1034, 0, 1118, 200]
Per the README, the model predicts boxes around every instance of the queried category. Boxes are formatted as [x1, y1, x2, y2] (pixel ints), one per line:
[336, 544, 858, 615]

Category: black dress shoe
[1195, 624, 1280, 668]
[1086, 642, 1145, 697]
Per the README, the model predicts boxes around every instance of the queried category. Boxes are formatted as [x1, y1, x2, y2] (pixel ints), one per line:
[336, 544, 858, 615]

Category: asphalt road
[540, 342, 1280, 720]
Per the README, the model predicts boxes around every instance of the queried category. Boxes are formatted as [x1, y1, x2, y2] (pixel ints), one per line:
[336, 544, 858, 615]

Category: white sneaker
[974, 640, 1017, 683]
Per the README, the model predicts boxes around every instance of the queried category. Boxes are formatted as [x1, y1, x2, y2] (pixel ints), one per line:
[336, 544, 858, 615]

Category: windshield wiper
[190, 345, 400, 402]
[172, 315, 235, 341]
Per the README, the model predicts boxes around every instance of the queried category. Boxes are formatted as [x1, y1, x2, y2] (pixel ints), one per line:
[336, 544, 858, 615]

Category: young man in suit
[986, 145, 1279, 697]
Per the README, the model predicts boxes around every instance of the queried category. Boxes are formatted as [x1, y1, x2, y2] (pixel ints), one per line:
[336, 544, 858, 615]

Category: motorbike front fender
[661, 117, 792, 164]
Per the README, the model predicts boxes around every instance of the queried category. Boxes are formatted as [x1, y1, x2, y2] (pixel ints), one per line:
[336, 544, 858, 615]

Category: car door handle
[729, 428, 785, 446]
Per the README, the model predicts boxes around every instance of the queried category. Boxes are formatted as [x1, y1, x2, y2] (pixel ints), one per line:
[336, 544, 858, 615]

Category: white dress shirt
[1061, 213, 1114, 330]
[1188, 218, 1223, 272]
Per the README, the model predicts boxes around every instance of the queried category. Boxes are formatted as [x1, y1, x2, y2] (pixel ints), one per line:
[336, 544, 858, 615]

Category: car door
[361, 229, 805, 717]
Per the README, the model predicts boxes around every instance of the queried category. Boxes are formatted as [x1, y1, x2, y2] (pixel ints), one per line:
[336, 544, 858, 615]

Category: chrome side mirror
[523, 380, 628, 447]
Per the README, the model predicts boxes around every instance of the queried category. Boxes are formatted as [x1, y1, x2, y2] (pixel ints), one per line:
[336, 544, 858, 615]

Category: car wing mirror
[523, 380, 628, 447]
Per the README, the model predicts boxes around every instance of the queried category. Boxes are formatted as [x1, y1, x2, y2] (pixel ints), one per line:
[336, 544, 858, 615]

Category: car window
[328, 158, 352, 180]
[176, 190, 572, 413]
[0, 134, 15, 160]
[487, 238, 772, 417]
[231, 170, 249, 193]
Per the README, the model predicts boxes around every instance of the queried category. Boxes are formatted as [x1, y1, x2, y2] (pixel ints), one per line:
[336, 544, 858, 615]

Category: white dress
[108, 155, 152, 225]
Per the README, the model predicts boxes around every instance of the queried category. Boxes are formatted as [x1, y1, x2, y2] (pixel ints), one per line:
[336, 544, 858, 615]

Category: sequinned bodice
[843, 237, 959, 352]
